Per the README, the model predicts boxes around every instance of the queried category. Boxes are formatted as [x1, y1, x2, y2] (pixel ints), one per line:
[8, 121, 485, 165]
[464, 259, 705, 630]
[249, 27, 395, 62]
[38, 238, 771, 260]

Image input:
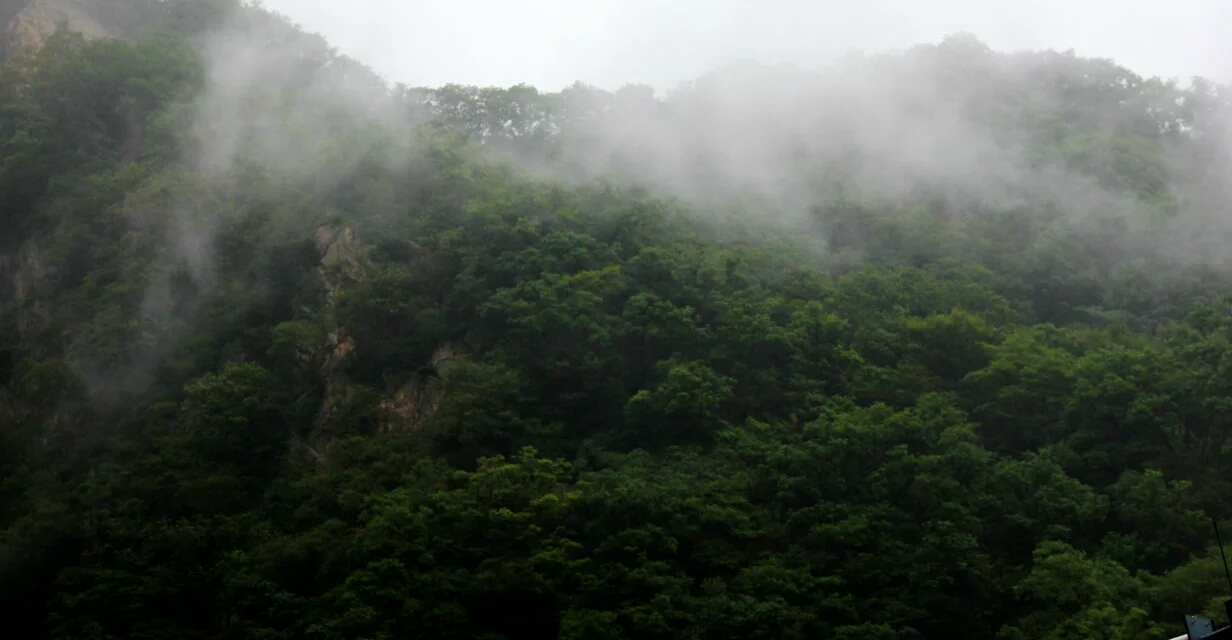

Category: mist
[149, 1, 1232, 285]
[77, 2, 415, 401]
[261, 0, 1232, 92]
[401, 40, 1231, 270]
[12, 4, 1232, 636]
[47, 0, 1232, 401]
[174, 2, 1230, 222]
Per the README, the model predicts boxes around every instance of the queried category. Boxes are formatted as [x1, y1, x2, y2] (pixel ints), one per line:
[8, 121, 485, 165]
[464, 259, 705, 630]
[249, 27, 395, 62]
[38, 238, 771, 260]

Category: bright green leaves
[480, 264, 631, 433]
[704, 396, 998, 636]
[558, 610, 625, 640]
[269, 320, 330, 378]
[482, 265, 628, 352]
[182, 362, 289, 484]
[328, 448, 575, 640]
[336, 265, 448, 387]
[983, 453, 1105, 567]
[1101, 470, 1208, 573]
[429, 361, 554, 461]
[1000, 542, 1164, 640]
[963, 326, 1079, 453]
[0, 31, 200, 239]
[624, 357, 734, 446]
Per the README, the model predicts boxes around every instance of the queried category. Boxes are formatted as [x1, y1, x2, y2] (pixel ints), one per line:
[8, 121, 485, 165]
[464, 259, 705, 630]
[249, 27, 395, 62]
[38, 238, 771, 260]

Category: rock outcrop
[311, 224, 468, 434]
[378, 343, 470, 431]
[1, 0, 145, 58]
[313, 224, 364, 428]
[5, 0, 106, 56]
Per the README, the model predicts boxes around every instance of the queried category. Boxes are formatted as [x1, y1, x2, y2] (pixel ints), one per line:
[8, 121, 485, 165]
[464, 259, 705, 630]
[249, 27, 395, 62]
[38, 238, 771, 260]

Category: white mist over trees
[260, 0, 1232, 93]
[3, 2, 1232, 639]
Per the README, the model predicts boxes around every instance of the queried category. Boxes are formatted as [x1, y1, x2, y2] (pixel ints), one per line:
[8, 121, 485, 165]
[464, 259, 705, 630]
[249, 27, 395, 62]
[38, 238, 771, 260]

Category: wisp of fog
[93, 0, 1232, 399]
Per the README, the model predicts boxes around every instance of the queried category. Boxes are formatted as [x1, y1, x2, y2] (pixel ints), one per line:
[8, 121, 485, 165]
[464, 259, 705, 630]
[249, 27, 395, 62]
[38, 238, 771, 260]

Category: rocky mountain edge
[0, 1, 462, 442]
[1, 0, 134, 58]
[8, 226, 457, 455]
[313, 224, 464, 442]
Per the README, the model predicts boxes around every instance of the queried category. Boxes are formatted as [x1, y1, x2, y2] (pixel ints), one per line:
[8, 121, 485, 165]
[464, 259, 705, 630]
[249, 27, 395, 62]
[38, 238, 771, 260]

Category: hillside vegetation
[3, 1, 1232, 638]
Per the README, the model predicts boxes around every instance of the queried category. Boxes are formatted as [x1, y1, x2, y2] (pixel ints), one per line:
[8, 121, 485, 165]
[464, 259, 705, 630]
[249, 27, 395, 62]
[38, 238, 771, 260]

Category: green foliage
[1001, 541, 1164, 640]
[3, 6, 1232, 639]
[182, 362, 290, 484]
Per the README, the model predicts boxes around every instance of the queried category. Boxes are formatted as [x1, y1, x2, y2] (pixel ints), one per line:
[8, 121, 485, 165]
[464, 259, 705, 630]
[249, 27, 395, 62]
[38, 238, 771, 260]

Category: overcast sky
[260, 0, 1232, 92]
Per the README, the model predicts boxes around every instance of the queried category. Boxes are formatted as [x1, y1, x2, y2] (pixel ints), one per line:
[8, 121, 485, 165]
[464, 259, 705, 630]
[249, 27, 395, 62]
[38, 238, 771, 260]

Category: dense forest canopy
[3, 1, 1232, 638]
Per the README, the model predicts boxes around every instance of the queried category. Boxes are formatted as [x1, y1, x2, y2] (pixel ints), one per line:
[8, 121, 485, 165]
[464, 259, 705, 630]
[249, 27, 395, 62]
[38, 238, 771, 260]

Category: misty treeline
[4, 0, 1232, 638]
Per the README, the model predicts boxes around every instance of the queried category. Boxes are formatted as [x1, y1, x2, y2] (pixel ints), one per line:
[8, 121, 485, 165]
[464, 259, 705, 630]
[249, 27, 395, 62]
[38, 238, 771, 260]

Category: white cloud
[261, 0, 1231, 90]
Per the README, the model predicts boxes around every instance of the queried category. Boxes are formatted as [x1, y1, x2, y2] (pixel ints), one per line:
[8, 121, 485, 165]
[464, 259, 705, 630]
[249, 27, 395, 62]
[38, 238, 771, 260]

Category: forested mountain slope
[3, 1, 1232, 638]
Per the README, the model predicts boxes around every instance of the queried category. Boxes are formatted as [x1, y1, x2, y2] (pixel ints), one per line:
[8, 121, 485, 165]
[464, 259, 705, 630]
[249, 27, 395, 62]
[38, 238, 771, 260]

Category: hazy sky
[260, 0, 1231, 91]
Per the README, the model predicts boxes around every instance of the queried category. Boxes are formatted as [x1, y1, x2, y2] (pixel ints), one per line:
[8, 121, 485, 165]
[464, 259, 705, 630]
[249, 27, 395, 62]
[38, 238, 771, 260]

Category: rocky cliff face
[1, 0, 141, 58]
[312, 224, 467, 436]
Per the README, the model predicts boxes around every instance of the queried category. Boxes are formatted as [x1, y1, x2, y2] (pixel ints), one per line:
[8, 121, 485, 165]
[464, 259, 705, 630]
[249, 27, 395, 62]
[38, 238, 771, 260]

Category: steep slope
[2, 3, 1232, 639]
